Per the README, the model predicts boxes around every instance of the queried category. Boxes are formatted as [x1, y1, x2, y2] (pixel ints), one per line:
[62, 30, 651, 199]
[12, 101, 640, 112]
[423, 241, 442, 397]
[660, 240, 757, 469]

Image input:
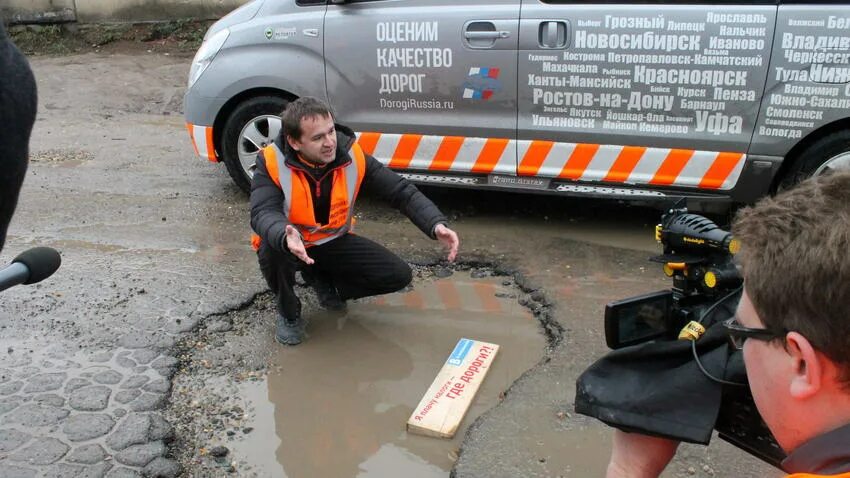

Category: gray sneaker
[275, 313, 305, 346]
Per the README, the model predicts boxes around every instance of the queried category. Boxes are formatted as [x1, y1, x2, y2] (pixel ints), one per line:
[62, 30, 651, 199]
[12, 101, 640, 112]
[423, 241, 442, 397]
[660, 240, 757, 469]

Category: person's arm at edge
[607, 429, 680, 478]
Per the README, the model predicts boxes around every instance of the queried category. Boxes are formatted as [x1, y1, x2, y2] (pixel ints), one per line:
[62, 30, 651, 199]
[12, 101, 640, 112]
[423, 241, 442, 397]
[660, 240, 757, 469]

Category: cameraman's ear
[786, 332, 822, 400]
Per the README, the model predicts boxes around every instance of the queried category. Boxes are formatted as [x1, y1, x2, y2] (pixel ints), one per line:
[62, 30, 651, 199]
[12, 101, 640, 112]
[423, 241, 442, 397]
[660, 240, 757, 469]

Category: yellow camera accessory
[678, 321, 706, 341]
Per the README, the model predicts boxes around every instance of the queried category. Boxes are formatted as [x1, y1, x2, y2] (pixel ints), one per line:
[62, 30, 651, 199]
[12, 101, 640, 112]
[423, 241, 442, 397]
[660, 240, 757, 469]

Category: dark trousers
[257, 233, 413, 319]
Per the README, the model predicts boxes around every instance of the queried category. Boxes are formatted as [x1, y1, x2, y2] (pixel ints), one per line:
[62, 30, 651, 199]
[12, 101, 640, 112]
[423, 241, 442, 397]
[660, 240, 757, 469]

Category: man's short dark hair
[281, 97, 334, 142]
[733, 171, 850, 383]
[0, 24, 38, 252]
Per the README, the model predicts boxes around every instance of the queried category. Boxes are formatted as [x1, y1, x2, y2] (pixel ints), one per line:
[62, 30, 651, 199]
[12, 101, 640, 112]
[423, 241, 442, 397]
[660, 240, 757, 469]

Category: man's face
[287, 114, 337, 165]
[737, 289, 800, 450]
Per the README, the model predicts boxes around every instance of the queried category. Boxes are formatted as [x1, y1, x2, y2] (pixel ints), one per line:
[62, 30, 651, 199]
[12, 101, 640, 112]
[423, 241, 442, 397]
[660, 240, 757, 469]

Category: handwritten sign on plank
[407, 338, 499, 438]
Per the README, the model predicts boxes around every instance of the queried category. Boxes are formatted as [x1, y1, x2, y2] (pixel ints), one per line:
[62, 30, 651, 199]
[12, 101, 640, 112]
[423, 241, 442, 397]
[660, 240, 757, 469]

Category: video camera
[603, 205, 786, 468]
[605, 206, 741, 349]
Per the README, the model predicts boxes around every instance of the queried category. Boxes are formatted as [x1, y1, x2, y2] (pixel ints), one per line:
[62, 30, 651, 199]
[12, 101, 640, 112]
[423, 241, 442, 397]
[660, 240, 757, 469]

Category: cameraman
[606, 171, 850, 478]
[0, 21, 37, 253]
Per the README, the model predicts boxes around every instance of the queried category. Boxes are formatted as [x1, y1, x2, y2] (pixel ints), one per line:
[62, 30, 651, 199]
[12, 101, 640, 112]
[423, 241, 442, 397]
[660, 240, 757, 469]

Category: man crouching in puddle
[250, 97, 460, 345]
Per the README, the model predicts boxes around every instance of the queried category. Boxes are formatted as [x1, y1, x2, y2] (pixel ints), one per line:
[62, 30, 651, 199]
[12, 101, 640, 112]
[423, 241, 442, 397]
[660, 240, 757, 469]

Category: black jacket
[250, 124, 448, 253]
[0, 23, 37, 252]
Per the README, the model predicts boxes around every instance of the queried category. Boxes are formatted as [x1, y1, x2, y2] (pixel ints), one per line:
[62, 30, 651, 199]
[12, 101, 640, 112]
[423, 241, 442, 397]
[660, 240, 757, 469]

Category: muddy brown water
[227, 272, 547, 477]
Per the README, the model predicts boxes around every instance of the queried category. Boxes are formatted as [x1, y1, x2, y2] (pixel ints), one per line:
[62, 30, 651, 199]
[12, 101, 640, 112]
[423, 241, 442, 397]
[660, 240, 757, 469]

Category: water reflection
[271, 316, 417, 477]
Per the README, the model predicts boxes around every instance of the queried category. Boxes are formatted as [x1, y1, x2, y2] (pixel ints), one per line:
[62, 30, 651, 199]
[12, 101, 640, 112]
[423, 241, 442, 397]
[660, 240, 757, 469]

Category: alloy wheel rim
[813, 151, 850, 176]
[238, 115, 282, 179]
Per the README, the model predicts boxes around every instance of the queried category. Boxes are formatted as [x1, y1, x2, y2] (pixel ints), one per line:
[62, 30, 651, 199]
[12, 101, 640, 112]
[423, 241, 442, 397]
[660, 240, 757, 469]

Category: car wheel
[221, 96, 289, 193]
[780, 130, 850, 190]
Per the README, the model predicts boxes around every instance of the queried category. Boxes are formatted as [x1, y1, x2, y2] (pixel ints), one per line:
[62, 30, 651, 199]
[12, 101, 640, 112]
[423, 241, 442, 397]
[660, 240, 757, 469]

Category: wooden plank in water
[407, 338, 499, 438]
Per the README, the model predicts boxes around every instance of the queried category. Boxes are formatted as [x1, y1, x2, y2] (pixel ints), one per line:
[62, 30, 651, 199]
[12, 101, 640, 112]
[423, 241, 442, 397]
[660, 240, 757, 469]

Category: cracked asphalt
[0, 49, 778, 477]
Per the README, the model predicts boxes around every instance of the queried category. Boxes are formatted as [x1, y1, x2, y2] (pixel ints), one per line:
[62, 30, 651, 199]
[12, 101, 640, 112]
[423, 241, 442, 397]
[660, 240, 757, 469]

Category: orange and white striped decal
[356, 132, 515, 175]
[516, 140, 746, 190]
[186, 123, 217, 163]
[355, 132, 747, 191]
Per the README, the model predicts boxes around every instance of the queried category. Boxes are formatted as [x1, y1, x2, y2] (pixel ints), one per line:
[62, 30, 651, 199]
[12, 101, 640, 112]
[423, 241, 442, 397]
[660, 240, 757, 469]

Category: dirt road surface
[0, 48, 778, 477]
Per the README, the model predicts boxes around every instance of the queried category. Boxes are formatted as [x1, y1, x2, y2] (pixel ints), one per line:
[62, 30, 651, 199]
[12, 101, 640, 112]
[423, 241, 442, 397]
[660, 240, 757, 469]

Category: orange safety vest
[250, 143, 366, 251]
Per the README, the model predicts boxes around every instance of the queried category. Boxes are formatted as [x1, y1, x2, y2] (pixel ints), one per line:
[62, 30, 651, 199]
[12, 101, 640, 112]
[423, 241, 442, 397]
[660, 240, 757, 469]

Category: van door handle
[464, 20, 511, 49]
[539, 21, 568, 49]
[465, 31, 511, 40]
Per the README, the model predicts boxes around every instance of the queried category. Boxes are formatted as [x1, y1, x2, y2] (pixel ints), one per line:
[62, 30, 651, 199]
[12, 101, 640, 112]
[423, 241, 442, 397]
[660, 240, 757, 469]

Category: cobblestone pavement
[0, 345, 179, 477]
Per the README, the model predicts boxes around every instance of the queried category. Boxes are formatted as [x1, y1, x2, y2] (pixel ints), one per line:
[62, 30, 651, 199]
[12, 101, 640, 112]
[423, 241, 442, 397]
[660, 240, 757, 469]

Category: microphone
[0, 247, 61, 293]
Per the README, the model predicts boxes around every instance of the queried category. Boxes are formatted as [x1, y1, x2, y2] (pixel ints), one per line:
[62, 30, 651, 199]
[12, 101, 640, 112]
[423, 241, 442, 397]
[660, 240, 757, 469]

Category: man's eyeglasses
[722, 317, 786, 350]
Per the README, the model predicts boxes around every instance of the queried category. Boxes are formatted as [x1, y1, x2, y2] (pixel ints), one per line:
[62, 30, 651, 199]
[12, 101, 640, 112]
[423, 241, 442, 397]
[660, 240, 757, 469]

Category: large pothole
[165, 263, 559, 477]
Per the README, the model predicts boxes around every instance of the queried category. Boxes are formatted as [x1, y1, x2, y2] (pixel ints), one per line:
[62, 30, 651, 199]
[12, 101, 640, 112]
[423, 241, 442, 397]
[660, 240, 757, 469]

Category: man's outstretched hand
[285, 225, 315, 265]
[434, 224, 459, 262]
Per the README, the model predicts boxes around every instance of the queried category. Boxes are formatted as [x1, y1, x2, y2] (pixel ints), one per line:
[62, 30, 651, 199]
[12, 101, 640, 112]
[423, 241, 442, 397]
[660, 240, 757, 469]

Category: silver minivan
[184, 0, 850, 206]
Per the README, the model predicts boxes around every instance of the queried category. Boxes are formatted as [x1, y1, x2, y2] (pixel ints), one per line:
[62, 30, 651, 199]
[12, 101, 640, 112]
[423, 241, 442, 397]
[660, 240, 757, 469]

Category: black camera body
[606, 206, 741, 349]
[604, 207, 786, 468]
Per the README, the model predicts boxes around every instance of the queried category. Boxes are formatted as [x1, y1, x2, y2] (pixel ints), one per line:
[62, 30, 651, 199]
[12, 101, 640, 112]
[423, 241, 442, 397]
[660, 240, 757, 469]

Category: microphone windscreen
[13, 247, 61, 284]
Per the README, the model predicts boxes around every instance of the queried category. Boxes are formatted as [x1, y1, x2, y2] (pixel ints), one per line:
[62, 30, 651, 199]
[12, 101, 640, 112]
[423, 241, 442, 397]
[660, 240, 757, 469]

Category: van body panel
[183, 0, 850, 205]
[325, 0, 521, 174]
[751, 5, 850, 157]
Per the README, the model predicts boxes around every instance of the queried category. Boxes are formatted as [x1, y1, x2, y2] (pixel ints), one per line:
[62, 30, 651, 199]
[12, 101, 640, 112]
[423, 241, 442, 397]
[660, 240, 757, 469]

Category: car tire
[221, 96, 290, 193]
[779, 129, 850, 190]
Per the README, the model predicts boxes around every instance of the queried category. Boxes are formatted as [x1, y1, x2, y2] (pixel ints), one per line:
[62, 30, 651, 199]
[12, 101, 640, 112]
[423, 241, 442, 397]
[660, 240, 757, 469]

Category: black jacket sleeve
[361, 155, 448, 239]
[0, 24, 37, 253]
[250, 151, 291, 253]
